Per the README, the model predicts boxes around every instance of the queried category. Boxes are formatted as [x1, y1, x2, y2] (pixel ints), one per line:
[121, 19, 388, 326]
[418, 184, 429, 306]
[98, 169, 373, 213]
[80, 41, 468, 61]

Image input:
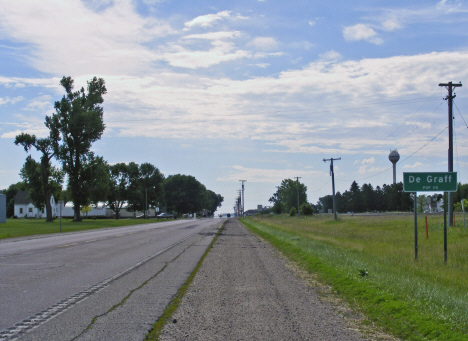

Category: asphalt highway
[0, 218, 223, 341]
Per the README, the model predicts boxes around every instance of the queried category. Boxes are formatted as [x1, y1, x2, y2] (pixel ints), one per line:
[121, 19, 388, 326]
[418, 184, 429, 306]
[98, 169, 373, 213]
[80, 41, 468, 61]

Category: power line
[337, 126, 448, 183]
[454, 101, 468, 128]
[392, 101, 444, 146]
[384, 90, 440, 140]
[399, 127, 448, 164]
[308, 178, 331, 193]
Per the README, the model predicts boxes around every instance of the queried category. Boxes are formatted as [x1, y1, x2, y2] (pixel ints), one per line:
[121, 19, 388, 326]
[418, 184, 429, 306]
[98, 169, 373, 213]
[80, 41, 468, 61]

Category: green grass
[0, 218, 168, 239]
[241, 214, 468, 341]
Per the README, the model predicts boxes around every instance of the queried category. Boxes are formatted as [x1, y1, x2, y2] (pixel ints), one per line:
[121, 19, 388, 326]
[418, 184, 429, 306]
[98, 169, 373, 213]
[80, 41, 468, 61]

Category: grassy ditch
[0, 218, 169, 239]
[241, 214, 468, 341]
[144, 221, 225, 341]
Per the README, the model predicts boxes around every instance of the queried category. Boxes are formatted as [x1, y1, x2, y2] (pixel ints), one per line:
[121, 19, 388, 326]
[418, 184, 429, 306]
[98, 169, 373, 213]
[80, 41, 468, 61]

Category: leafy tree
[14, 133, 63, 222]
[270, 179, 307, 214]
[338, 191, 351, 212]
[453, 183, 468, 212]
[272, 200, 283, 214]
[81, 204, 92, 218]
[46, 76, 107, 221]
[454, 199, 468, 212]
[82, 153, 110, 206]
[107, 163, 132, 219]
[19, 156, 63, 217]
[205, 190, 224, 216]
[125, 163, 164, 217]
[164, 174, 206, 216]
[2, 182, 27, 218]
[318, 195, 333, 213]
[417, 195, 428, 213]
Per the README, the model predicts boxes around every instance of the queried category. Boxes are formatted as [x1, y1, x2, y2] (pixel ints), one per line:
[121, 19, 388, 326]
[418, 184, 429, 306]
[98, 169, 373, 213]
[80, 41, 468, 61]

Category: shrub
[289, 207, 297, 216]
[300, 202, 315, 216]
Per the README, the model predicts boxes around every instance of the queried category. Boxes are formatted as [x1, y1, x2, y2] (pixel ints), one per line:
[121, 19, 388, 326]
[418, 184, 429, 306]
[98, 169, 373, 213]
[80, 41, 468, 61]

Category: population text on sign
[403, 172, 457, 192]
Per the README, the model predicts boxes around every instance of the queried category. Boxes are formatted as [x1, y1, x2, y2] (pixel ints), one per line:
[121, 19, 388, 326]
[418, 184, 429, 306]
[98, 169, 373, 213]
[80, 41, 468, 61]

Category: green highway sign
[403, 172, 457, 192]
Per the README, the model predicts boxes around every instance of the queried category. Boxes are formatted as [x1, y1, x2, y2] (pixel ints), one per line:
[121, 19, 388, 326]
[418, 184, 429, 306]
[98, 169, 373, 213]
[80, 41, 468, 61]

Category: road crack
[71, 238, 200, 340]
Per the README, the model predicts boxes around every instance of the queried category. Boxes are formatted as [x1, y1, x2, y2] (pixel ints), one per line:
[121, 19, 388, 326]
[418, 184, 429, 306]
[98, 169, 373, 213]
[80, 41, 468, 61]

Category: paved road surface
[160, 219, 364, 341]
[0, 218, 222, 341]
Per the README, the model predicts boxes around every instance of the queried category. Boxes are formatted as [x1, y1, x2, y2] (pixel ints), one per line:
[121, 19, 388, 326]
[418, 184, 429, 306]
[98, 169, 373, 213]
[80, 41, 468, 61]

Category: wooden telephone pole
[439, 81, 462, 226]
[323, 157, 341, 221]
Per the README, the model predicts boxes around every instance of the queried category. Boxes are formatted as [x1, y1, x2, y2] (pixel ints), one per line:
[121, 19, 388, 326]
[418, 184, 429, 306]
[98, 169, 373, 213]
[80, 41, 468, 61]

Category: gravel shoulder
[159, 218, 365, 341]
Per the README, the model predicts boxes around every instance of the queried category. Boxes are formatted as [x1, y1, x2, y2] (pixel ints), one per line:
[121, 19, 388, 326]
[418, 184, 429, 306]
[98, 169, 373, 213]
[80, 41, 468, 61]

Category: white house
[14, 191, 157, 219]
[14, 191, 58, 218]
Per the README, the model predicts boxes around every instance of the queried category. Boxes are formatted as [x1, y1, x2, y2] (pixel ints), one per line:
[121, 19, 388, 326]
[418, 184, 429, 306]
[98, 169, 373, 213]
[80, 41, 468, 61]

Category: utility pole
[294, 177, 301, 217]
[239, 180, 247, 217]
[237, 190, 242, 217]
[323, 157, 341, 221]
[439, 81, 462, 227]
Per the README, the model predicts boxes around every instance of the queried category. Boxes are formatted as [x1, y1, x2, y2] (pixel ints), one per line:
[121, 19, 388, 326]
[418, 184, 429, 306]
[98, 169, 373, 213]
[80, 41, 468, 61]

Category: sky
[1, 0, 468, 213]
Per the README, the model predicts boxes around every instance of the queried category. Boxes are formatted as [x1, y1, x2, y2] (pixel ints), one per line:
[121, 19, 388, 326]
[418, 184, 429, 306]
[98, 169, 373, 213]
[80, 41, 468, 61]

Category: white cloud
[253, 63, 269, 68]
[184, 10, 231, 30]
[308, 20, 316, 26]
[183, 31, 242, 41]
[158, 41, 249, 68]
[343, 24, 383, 45]
[319, 50, 342, 61]
[247, 37, 278, 51]
[0, 96, 24, 105]
[362, 157, 375, 165]
[403, 162, 424, 169]
[358, 165, 387, 174]
[381, 17, 402, 31]
[217, 165, 324, 183]
[1, 0, 468, 164]
[436, 0, 462, 13]
[0, 0, 173, 76]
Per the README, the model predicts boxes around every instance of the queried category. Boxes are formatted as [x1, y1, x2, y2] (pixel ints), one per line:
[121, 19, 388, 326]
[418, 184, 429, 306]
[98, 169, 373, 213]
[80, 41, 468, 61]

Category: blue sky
[1, 0, 468, 213]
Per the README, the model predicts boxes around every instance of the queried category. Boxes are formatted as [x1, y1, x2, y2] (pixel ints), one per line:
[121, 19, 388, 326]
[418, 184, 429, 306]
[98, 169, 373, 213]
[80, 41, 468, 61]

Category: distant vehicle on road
[157, 213, 174, 219]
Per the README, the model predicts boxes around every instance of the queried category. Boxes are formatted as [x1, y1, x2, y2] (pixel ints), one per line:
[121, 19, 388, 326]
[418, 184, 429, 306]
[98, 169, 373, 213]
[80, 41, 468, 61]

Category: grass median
[0, 218, 170, 239]
[241, 214, 468, 341]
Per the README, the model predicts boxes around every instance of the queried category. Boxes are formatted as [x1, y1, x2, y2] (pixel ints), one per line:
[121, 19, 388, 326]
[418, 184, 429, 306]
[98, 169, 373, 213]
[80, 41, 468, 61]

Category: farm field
[242, 214, 468, 341]
[0, 218, 169, 240]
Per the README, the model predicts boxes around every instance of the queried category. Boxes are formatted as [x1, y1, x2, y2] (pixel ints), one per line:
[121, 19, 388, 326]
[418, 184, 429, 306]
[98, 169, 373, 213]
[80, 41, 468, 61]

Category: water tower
[388, 149, 400, 184]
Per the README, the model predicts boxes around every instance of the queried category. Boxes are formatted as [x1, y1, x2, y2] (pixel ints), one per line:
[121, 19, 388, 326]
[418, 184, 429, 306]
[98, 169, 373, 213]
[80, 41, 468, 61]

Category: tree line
[317, 181, 468, 214]
[4, 76, 223, 221]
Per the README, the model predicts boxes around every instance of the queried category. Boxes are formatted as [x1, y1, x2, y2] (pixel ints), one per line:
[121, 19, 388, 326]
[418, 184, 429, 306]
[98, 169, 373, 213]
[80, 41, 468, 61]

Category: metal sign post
[414, 192, 418, 260]
[404, 172, 457, 263]
[462, 200, 466, 229]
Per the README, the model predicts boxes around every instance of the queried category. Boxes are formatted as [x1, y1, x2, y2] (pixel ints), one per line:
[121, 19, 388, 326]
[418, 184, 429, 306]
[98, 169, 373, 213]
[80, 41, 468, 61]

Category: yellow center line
[85, 240, 97, 243]
[58, 243, 78, 248]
